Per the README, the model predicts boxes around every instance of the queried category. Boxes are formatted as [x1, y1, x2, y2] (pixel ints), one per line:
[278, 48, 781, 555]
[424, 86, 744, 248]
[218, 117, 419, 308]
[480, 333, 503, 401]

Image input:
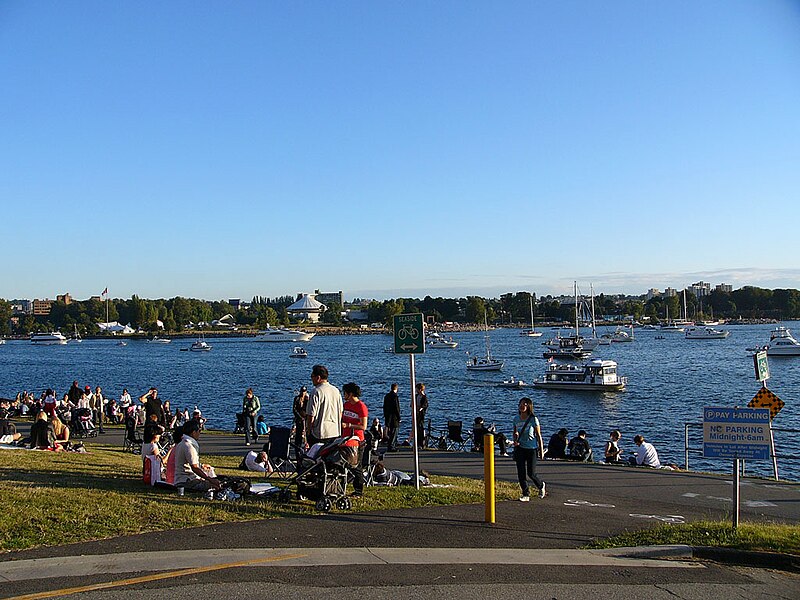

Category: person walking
[512, 397, 546, 501]
[242, 388, 261, 446]
[305, 365, 342, 446]
[415, 382, 428, 448]
[383, 383, 401, 452]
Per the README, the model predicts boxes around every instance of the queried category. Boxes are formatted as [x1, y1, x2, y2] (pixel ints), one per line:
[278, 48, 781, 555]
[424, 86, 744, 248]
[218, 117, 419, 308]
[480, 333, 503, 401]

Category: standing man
[67, 381, 82, 408]
[383, 383, 401, 452]
[242, 388, 261, 446]
[415, 382, 429, 449]
[305, 365, 342, 446]
[292, 386, 309, 460]
[139, 387, 165, 427]
[93, 386, 105, 432]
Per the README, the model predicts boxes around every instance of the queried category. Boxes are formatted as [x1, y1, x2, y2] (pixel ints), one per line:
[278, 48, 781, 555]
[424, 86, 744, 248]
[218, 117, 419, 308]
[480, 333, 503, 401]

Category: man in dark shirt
[568, 430, 593, 462]
[139, 388, 165, 427]
[382, 383, 401, 452]
[67, 381, 82, 407]
[546, 428, 569, 459]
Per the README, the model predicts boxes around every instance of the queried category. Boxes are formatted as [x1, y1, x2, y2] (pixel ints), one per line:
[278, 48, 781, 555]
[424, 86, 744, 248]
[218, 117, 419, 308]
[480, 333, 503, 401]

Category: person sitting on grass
[604, 430, 623, 463]
[142, 424, 167, 467]
[50, 415, 70, 444]
[0, 408, 22, 445]
[172, 420, 221, 494]
[241, 449, 273, 475]
[29, 411, 59, 450]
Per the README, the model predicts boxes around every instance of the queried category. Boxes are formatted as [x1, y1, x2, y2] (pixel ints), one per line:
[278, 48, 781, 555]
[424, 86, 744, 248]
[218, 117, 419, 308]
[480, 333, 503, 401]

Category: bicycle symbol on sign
[397, 324, 420, 340]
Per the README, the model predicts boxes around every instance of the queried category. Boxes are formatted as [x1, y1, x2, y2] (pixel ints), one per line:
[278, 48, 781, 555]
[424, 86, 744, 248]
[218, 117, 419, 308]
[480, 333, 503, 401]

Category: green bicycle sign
[393, 313, 425, 354]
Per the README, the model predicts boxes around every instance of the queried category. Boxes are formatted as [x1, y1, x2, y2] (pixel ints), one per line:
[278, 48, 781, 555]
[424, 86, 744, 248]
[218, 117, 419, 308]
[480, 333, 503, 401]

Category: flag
[101, 288, 108, 297]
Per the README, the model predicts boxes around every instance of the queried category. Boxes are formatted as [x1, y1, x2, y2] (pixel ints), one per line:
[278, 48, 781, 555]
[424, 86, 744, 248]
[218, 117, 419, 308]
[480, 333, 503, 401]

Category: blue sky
[2, 1, 799, 301]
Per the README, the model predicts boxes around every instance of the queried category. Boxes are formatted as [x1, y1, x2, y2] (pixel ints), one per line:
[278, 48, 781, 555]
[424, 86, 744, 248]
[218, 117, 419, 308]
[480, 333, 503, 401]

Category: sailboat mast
[590, 284, 597, 339]
[574, 281, 579, 337]
[529, 295, 535, 332]
[484, 311, 491, 359]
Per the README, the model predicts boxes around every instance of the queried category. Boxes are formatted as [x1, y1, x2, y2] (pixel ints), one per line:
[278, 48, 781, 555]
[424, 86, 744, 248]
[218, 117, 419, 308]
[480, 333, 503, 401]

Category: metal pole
[684, 423, 690, 470]
[732, 459, 740, 529]
[770, 421, 779, 481]
[410, 354, 420, 490]
[484, 433, 495, 524]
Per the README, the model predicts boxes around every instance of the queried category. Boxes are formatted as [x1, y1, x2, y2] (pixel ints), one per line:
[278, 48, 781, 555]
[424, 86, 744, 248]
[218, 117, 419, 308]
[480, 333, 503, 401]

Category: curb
[692, 546, 800, 573]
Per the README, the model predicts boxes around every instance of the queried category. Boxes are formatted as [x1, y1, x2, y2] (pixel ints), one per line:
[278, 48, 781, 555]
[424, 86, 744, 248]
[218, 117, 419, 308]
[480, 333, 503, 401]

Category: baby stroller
[234, 412, 246, 434]
[291, 436, 360, 512]
[70, 408, 97, 438]
[123, 413, 142, 453]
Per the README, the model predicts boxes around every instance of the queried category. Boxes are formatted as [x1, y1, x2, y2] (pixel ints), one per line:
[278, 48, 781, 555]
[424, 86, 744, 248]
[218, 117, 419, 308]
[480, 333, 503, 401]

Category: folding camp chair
[266, 426, 294, 478]
[445, 420, 471, 451]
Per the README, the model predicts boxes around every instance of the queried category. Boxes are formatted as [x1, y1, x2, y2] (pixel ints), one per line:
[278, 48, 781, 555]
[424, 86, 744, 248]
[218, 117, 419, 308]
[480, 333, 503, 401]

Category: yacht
[685, 326, 730, 339]
[766, 326, 800, 356]
[542, 335, 591, 360]
[289, 346, 309, 358]
[149, 336, 172, 343]
[254, 326, 315, 342]
[533, 359, 627, 391]
[427, 332, 458, 348]
[30, 332, 68, 345]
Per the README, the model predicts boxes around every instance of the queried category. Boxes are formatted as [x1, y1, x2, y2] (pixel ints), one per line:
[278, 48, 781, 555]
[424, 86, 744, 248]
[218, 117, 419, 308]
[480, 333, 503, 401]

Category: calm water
[1, 324, 797, 480]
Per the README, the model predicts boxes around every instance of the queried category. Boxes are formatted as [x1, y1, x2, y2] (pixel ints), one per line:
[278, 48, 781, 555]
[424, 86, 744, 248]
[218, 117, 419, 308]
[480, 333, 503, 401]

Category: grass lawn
[587, 520, 800, 555]
[0, 444, 518, 552]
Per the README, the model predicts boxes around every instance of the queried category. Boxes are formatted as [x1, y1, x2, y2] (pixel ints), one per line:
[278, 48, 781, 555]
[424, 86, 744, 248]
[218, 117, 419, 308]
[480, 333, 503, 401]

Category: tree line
[1, 286, 798, 336]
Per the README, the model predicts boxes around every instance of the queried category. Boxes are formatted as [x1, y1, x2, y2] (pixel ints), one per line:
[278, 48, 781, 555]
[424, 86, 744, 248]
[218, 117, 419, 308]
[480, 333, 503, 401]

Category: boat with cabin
[189, 335, 212, 352]
[685, 326, 730, 339]
[149, 336, 172, 343]
[254, 326, 315, 342]
[427, 332, 458, 348]
[766, 326, 800, 356]
[30, 331, 68, 345]
[533, 359, 627, 391]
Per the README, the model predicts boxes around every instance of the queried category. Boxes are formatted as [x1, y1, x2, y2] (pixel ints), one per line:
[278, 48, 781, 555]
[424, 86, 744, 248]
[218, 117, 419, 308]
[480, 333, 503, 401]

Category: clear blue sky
[2, 1, 799, 301]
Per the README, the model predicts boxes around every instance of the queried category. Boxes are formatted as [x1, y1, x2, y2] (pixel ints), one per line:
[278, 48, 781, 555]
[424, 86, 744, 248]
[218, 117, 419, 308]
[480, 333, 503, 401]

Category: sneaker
[245, 442, 251, 446]
[539, 482, 547, 499]
[519, 495, 530, 502]
[203, 490, 214, 500]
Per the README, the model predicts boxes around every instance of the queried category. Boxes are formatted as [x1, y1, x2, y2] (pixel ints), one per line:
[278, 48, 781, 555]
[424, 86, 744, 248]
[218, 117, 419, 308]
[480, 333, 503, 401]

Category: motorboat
[520, 296, 543, 337]
[533, 359, 627, 391]
[467, 313, 504, 371]
[427, 332, 458, 348]
[254, 326, 315, 342]
[498, 377, 527, 389]
[289, 346, 308, 358]
[766, 326, 800, 356]
[30, 331, 68, 345]
[189, 336, 212, 352]
[542, 335, 591, 360]
[149, 336, 172, 344]
[685, 326, 730, 340]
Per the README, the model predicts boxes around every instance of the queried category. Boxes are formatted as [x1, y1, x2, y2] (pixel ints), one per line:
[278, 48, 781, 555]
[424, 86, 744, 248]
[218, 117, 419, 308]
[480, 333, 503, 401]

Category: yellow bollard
[484, 433, 495, 523]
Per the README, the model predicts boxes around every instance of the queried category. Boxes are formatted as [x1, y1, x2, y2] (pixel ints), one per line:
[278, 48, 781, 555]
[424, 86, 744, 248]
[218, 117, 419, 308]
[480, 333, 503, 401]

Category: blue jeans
[514, 447, 543, 496]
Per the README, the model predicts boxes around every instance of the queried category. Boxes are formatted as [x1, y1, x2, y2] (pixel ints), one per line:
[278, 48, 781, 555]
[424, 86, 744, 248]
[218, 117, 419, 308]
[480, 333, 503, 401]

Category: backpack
[217, 475, 251, 496]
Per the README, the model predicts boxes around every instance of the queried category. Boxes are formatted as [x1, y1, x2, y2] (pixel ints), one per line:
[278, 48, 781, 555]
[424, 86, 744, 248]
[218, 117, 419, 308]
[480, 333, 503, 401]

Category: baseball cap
[84, 385, 91, 391]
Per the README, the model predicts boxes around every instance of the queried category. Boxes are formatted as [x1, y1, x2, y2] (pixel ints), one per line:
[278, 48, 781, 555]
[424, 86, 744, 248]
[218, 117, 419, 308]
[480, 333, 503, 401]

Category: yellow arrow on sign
[747, 387, 785, 419]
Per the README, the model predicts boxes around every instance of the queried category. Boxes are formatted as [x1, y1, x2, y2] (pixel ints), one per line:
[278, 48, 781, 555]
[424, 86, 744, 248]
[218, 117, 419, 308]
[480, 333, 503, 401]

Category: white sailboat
[520, 295, 543, 337]
[70, 324, 82, 343]
[467, 313, 504, 371]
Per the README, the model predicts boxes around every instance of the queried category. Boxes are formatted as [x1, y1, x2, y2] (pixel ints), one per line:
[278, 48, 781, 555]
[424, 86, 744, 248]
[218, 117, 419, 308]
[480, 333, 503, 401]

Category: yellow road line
[5, 552, 307, 600]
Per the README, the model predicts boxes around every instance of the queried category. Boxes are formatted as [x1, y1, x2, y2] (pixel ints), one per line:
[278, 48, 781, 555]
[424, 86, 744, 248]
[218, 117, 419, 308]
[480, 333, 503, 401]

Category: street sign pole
[410, 353, 420, 490]
[733, 458, 740, 529]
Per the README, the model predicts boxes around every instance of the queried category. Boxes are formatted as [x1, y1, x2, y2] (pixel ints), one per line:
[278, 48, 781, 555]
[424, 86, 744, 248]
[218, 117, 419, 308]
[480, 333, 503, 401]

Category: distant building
[313, 289, 344, 308]
[287, 294, 326, 322]
[32, 299, 53, 316]
[345, 309, 369, 322]
[646, 288, 660, 301]
[688, 281, 711, 298]
[664, 287, 678, 297]
[56, 293, 72, 305]
[11, 300, 32, 315]
[228, 299, 241, 310]
[715, 283, 733, 293]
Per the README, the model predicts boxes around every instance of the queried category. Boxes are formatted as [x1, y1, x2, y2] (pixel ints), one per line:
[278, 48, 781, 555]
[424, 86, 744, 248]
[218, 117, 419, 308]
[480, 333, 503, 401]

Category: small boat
[610, 324, 634, 343]
[427, 332, 458, 348]
[289, 346, 308, 358]
[467, 313, 503, 371]
[149, 336, 172, 344]
[70, 325, 82, 343]
[117, 341, 128, 347]
[189, 334, 212, 351]
[383, 346, 395, 354]
[685, 326, 730, 340]
[30, 332, 68, 345]
[498, 377, 527, 389]
[766, 326, 800, 356]
[542, 334, 591, 360]
[0, 339, 6, 345]
[598, 333, 613, 345]
[254, 326, 315, 342]
[533, 359, 627, 391]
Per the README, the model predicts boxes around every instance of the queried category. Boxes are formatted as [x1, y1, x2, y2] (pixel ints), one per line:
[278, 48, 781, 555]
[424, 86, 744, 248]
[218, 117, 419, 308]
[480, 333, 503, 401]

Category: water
[1, 324, 798, 480]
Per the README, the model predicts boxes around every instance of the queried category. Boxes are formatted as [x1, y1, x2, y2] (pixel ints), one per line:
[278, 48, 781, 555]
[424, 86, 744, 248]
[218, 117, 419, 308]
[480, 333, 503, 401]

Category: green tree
[322, 302, 344, 325]
[0, 300, 11, 335]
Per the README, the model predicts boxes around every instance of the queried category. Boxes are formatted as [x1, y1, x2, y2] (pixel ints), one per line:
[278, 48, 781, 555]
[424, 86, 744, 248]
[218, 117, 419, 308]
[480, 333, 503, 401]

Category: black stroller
[70, 408, 98, 438]
[290, 436, 360, 512]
